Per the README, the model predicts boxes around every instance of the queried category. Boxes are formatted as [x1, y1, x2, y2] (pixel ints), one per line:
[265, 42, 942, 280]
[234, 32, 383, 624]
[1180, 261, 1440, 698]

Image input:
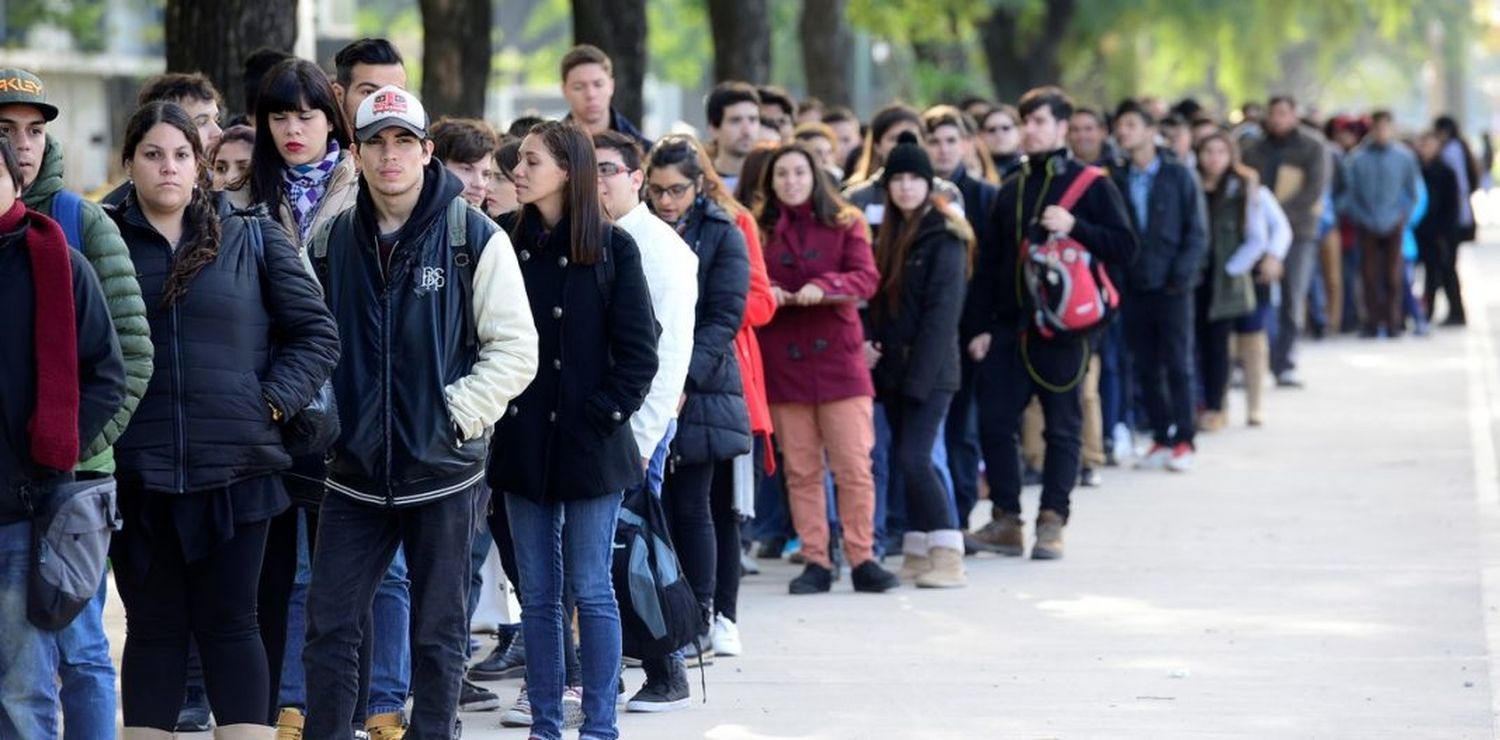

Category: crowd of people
[0, 33, 1485, 740]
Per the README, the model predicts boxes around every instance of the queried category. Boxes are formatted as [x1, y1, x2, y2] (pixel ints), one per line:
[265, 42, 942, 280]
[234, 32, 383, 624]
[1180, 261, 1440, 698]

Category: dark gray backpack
[20, 476, 121, 630]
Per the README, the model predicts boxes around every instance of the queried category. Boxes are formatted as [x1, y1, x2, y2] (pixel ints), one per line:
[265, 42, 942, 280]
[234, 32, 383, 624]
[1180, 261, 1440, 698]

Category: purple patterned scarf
[283, 140, 342, 242]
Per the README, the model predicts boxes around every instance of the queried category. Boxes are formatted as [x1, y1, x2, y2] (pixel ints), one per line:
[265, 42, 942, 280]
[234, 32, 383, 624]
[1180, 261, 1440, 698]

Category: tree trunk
[800, 0, 851, 106]
[572, 0, 647, 125]
[164, 0, 297, 118]
[419, 0, 492, 119]
[707, 0, 770, 84]
[979, 0, 1076, 104]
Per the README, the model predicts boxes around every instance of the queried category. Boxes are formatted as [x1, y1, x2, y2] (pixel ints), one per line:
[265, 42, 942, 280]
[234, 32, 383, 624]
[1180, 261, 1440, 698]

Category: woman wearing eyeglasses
[644, 134, 776, 666]
[979, 104, 1024, 179]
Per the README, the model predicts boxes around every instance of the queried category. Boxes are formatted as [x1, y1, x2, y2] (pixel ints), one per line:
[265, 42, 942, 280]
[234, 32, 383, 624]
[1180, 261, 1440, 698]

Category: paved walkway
[111, 245, 1500, 739]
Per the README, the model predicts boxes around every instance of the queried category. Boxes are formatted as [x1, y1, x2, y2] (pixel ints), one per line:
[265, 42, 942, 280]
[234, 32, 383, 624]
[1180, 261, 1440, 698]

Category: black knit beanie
[881, 131, 934, 187]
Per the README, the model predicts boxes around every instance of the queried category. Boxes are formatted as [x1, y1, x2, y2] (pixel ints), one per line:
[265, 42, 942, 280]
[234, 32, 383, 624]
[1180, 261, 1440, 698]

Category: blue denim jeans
[0, 519, 60, 738]
[368, 547, 411, 717]
[278, 511, 312, 708]
[56, 574, 115, 740]
[506, 491, 622, 740]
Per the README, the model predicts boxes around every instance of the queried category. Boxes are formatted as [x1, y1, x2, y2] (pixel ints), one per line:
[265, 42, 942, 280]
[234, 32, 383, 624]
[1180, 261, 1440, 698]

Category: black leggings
[885, 391, 958, 533]
[113, 505, 272, 730]
[259, 504, 318, 722]
[1196, 283, 1236, 412]
[708, 458, 740, 623]
[662, 459, 717, 619]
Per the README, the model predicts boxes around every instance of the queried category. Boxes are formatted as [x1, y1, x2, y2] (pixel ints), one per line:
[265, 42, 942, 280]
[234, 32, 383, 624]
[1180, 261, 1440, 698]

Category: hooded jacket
[24, 135, 152, 471]
[317, 161, 538, 507]
[866, 207, 970, 401]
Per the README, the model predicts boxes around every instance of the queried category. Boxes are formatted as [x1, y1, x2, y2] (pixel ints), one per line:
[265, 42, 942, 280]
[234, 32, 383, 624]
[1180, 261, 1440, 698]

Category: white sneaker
[1167, 445, 1195, 473]
[499, 686, 531, 727]
[1111, 423, 1135, 462]
[1135, 444, 1172, 470]
[711, 614, 742, 657]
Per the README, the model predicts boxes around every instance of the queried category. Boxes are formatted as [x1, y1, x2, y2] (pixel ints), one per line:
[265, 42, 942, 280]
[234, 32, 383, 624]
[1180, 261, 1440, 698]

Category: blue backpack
[52, 189, 86, 253]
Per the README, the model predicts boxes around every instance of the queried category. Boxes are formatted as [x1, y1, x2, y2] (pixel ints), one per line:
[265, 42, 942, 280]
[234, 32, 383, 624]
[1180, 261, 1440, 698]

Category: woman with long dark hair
[249, 58, 357, 246]
[865, 136, 972, 588]
[108, 101, 338, 739]
[1194, 130, 1291, 429]
[491, 120, 658, 740]
[756, 142, 898, 595]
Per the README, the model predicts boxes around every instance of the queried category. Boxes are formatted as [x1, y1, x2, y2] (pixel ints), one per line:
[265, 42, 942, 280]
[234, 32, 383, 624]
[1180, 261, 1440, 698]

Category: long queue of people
[0, 33, 1483, 740]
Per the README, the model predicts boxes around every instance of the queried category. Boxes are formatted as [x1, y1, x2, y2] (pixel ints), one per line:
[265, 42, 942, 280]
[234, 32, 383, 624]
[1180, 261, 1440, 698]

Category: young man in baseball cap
[0, 66, 151, 740]
[301, 85, 538, 740]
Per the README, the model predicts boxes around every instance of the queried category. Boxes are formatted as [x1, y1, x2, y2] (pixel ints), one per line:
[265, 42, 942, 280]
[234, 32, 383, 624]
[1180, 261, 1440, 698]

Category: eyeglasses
[986, 124, 1016, 134]
[597, 161, 632, 178]
[647, 182, 695, 200]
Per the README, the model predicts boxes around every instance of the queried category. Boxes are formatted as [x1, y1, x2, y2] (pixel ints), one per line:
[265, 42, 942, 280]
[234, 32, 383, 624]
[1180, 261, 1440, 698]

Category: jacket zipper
[379, 236, 395, 507]
[171, 303, 186, 494]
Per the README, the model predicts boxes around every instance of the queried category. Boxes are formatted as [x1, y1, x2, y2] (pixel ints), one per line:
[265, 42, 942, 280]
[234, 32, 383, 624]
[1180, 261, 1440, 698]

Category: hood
[354, 156, 464, 245]
[21, 134, 66, 208]
[914, 203, 973, 248]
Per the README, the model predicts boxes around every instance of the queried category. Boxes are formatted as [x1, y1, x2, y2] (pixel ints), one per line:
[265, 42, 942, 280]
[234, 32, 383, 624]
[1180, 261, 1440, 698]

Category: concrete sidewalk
[109, 249, 1500, 738]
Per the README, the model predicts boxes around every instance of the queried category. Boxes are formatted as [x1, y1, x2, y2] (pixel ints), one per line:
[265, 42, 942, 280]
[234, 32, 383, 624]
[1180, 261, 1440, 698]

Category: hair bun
[896, 131, 920, 145]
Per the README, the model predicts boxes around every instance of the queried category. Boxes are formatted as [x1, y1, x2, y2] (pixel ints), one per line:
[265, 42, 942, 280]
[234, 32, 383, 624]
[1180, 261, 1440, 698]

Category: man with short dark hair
[1244, 95, 1329, 387]
[102, 72, 226, 209]
[756, 85, 796, 142]
[333, 37, 408, 134]
[242, 47, 295, 122]
[1336, 110, 1421, 338]
[1110, 99, 1209, 473]
[965, 86, 1136, 561]
[823, 106, 863, 170]
[1068, 107, 1110, 166]
[302, 85, 538, 740]
[706, 81, 761, 191]
[560, 44, 651, 150]
[432, 118, 500, 208]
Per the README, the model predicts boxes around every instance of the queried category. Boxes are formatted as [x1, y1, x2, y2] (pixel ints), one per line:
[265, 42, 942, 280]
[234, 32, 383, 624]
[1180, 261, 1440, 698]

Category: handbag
[243, 211, 342, 458]
[19, 475, 120, 630]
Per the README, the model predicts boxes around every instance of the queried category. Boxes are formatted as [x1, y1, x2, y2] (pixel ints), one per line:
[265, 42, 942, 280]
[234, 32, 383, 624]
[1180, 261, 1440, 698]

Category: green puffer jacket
[24, 135, 153, 472]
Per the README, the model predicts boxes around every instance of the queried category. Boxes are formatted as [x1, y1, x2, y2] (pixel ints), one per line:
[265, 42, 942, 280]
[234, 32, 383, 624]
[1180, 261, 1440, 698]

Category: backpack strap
[51, 190, 84, 253]
[1057, 166, 1104, 212]
[446, 197, 483, 348]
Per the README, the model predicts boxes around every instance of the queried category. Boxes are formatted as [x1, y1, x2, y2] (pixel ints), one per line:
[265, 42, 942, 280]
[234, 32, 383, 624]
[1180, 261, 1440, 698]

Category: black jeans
[1421, 234, 1466, 323]
[1195, 284, 1235, 413]
[976, 332, 1085, 520]
[886, 390, 959, 532]
[662, 459, 717, 620]
[259, 503, 318, 723]
[708, 458, 741, 623]
[112, 506, 271, 730]
[945, 355, 983, 529]
[1126, 290, 1197, 447]
[304, 489, 475, 740]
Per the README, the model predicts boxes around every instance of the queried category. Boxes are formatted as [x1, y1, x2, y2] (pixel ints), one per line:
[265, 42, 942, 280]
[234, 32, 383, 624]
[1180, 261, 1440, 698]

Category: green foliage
[5, 0, 112, 52]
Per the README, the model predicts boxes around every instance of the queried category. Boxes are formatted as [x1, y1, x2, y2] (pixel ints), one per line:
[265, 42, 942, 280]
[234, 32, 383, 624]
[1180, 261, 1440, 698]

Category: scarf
[5, 199, 80, 471]
[283, 140, 342, 242]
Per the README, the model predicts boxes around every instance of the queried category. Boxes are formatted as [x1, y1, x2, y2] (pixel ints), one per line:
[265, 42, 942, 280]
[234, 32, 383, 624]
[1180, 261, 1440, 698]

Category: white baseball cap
[355, 85, 428, 141]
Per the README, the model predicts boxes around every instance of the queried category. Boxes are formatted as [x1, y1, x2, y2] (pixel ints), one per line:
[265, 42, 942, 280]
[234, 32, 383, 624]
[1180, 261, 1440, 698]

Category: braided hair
[122, 101, 222, 308]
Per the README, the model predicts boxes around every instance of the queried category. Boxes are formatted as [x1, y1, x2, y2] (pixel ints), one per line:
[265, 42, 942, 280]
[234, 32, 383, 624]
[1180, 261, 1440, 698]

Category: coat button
[549, 411, 557, 423]
[610, 410, 623, 422]
[552, 359, 562, 370]
[520, 250, 531, 261]
[552, 306, 563, 319]
[508, 405, 519, 417]
[558, 256, 569, 268]
[813, 338, 829, 352]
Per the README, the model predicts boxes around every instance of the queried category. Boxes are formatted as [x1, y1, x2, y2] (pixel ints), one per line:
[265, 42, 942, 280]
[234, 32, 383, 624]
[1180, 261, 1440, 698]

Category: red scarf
[3, 199, 81, 470]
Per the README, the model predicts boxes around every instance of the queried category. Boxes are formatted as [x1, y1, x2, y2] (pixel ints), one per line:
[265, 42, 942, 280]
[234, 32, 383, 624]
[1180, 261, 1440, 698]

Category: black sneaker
[755, 536, 788, 560]
[468, 631, 526, 681]
[626, 658, 690, 713]
[459, 678, 501, 712]
[850, 560, 900, 593]
[789, 563, 833, 594]
[174, 684, 212, 733]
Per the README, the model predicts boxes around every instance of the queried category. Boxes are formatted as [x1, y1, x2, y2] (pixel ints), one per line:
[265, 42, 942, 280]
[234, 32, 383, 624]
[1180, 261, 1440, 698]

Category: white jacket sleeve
[1260, 186, 1293, 260]
[445, 229, 540, 441]
[1225, 185, 1271, 277]
[630, 228, 699, 457]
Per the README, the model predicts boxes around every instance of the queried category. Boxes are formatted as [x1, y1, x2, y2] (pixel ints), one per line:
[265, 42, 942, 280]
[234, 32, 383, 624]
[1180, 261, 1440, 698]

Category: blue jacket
[111, 197, 338, 494]
[1109, 150, 1209, 294]
[1337, 140, 1422, 235]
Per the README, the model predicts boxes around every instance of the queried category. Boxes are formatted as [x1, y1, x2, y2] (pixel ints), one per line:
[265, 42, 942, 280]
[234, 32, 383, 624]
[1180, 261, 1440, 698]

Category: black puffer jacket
[111, 196, 340, 494]
[672, 199, 751, 465]
[867, 207, 969, 401]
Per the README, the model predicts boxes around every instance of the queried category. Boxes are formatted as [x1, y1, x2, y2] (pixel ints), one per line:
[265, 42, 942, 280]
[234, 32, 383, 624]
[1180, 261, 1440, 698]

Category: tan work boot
[1240, 331, 1269, 426]
[968, 512, 1025, 556]
[275, 707, 304, 740]
[364, 712, 406, 740]
[215, 724, 276, 739]
[1197, 410, 1227, 433]
[912, 531, 972, 588]
[898, 531, 931, 579]
[1032, 510, 1066, 560]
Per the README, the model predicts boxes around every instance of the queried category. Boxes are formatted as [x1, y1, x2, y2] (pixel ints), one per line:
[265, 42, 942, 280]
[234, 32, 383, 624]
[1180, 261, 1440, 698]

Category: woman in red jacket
[755, 142, 899, 595]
